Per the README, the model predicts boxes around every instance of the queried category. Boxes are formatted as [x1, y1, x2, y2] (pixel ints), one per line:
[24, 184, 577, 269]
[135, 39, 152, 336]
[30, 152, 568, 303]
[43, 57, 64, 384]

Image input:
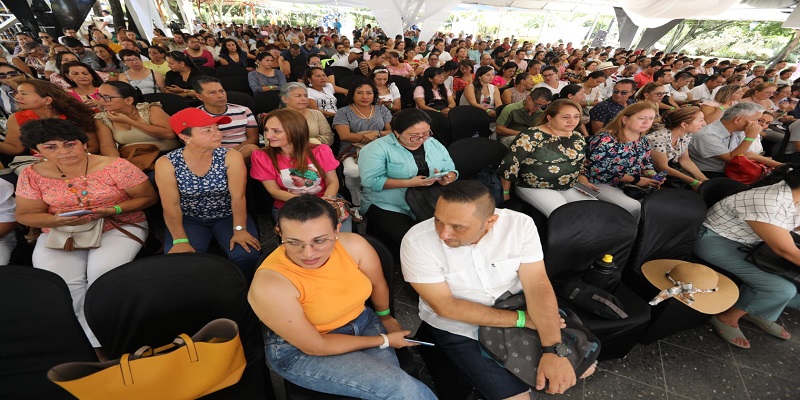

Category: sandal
[709, 316, 751, 349]
[742, 314, 791, 340]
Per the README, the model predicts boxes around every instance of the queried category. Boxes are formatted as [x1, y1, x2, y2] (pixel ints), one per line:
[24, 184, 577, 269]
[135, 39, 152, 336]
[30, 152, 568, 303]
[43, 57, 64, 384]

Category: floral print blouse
[497, 127, 586, 190]
[586, 132, 654, 186]
[645, 128, 691, 163]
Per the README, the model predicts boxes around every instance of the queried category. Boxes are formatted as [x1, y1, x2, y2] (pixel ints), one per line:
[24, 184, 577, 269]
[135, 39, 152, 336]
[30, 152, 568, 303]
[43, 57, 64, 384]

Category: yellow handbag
[47, 318, 246, 400]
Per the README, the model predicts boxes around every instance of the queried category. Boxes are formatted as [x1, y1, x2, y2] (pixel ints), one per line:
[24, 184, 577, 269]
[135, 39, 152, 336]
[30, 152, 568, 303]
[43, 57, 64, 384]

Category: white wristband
[378, 333, 390, 349]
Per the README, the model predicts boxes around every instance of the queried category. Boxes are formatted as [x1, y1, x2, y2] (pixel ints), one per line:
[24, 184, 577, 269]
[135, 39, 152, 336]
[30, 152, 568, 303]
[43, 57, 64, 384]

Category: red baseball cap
[169, 108, 232, 134]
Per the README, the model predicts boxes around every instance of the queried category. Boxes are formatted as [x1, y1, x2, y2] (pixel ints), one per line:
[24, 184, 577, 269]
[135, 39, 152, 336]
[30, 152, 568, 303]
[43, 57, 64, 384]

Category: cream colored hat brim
[642, 259, 739, 315]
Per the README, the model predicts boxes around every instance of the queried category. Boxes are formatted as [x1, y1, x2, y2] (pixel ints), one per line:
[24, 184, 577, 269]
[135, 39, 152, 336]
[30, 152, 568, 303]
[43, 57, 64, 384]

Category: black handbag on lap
[745, 232, 800, 286]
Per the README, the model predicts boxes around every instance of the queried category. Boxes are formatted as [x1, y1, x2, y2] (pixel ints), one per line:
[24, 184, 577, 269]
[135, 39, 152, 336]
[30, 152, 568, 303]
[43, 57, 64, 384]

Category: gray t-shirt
[688, 120, 740, 173]
[332, 105, 392, 155]
[786, 120, 800, 154]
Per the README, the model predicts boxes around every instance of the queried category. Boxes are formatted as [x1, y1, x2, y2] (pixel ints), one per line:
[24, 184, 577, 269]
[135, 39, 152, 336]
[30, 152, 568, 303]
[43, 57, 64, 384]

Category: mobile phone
[573, 182, 600, 198]
[652, 172, 668, 182]
[429, 171, 449, 180]
[405, 338, 435, 346]
[58, 210, 93, 217]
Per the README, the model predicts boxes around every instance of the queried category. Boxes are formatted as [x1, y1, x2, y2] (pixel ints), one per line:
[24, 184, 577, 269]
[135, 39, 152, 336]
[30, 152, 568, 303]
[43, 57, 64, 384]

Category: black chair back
[546, 202, 651, 360]
[216, 65, 249, 78]
[142, 93, 191, 115]
[772, 121, 794, 162]
[330, 66, 354, 84]
[335, 93, 349, 108]
[220, 75, 253, 95]
[226, 91, 256, 113]
[698, 178, 747, 208]
[448, 137, 507, 180]
[337, 75, 362, 91]
[454, 89, 464, 104]
[253, 91, 282, 116]
[422, 109, 451, 147]
[625, 189, 707, 295]
[84, 254, 274, 399]
[389, 75, 414, 108]
[0, 266, 97, 399]
[197, 65, 216, 77]
[448, 105, 491, 143]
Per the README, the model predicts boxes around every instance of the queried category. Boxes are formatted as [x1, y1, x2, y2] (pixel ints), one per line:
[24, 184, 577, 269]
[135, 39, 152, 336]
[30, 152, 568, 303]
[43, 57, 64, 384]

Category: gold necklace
[352, 105, 374, 120]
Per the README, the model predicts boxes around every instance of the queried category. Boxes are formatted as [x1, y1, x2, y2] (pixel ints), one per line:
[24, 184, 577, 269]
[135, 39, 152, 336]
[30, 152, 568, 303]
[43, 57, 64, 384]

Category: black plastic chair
[454, 89, 464, 105]
[422, 109, 451, 147]
[0, 266, 97, 399]
[697, 177, 747, 208]
[220, 75, 253, 95]
[448, 105, 491, 143]
[623, 189, 709, 343]
[216, 65, 249, 79]
[329, 66, 354, 84]
[226, 90, 256, 113]
[253, 91, 282, 116]
[545, 201, 651, 360]
[771, 121, 794, 162]
[447, 137, 508, 179]
[282, 236, 418, 399]
[142, 93, 192, 115]
[197, 65, 216, 77]
[335, 93, 349, 108]
[84, 254, 274, 400]
[337, 75, 361, 91]
[389, 75, 414, 109]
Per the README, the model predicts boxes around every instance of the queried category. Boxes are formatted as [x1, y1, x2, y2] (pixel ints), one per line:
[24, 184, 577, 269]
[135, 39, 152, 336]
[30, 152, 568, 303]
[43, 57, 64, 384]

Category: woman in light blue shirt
[358, 108, 457, 252]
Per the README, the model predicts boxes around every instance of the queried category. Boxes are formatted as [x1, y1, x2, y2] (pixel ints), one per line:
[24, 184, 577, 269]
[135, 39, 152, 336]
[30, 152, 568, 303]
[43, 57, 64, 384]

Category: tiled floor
[258, 217, 800, 400]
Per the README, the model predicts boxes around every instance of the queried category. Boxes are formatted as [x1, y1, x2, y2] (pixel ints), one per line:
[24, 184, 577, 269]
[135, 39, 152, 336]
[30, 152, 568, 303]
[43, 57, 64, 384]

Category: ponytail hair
[749, 163, 800, 190]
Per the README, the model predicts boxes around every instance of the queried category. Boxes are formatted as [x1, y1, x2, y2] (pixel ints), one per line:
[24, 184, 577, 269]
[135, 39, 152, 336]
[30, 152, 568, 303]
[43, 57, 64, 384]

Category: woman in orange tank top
[248, 195, 436, 399]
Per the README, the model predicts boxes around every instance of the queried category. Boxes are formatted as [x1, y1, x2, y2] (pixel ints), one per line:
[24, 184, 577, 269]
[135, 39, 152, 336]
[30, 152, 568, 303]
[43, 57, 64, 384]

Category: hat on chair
[642, 260, 738, 314]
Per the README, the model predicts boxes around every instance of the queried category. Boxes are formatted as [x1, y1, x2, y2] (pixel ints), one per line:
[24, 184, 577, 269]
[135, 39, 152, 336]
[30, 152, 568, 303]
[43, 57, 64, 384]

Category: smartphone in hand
[573, 182, 600, 198]
[429, 171, 449, 180]
[58, 210, 93, 217]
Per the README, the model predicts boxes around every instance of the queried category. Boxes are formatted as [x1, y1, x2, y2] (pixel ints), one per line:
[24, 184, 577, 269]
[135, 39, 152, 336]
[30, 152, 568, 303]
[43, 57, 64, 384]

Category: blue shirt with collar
[358, 132, 457, 218]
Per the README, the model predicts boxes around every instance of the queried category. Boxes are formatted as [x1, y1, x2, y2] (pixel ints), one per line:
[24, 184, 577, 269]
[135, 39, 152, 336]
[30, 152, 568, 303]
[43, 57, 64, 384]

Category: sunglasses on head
[0, 71, 22, 79]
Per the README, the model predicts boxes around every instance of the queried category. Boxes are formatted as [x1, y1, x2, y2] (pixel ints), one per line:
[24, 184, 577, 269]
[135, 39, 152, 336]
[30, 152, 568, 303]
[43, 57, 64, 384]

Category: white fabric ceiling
[280, 0, 798, 33]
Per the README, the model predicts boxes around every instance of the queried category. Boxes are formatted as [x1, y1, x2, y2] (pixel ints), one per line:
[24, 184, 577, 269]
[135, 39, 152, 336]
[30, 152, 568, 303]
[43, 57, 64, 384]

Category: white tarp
[125, 0, 167, 41]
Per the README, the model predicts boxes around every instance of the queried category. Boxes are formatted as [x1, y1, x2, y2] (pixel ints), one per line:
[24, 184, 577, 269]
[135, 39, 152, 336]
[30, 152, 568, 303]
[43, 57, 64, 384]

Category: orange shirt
[259, 241, 372, 333]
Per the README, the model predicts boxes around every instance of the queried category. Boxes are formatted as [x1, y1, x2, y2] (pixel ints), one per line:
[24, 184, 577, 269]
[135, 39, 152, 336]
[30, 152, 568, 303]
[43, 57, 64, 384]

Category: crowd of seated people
[5, 20, 800, 400]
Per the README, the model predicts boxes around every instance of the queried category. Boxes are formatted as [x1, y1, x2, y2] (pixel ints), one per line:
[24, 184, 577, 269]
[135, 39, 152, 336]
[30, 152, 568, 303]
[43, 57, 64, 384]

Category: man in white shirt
[689, 74, 725, 102]
[332, 47, 361, 70]
[100, 10, 115, 35]
[401, 181, 578, 399]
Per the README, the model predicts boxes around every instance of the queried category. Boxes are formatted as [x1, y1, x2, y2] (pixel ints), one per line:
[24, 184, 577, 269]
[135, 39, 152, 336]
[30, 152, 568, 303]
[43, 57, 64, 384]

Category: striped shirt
[197, 103, 257, 148]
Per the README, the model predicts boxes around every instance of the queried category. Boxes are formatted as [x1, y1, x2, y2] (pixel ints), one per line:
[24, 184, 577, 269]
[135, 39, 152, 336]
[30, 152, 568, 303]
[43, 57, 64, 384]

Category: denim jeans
[428, 323, 533, 400]
[264, 307, 437, 400]
[163, 214, 261, 279]
[694, 227, 800, 321]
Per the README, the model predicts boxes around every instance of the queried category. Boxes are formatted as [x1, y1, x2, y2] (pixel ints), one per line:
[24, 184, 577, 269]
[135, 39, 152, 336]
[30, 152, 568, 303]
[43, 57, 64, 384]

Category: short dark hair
[118, 49, 138, 60]
[192, 75, 221, 93]
[62, 37, 84, 48]
[442, 60, 458, 73]
[277, 194, 338, 230]
[347, 78, 378, 105]
[440, 180, 495, 216]
[674, 71, 693, 81]
[653, 69, 670, 81]
[587, 70, 605, 80]
[615, 79, 635, 90]
[20, 118, 89, 149]
[390, 108, 431, 134]
[147, 45, 166, 55]
[530, 87, 553, 101]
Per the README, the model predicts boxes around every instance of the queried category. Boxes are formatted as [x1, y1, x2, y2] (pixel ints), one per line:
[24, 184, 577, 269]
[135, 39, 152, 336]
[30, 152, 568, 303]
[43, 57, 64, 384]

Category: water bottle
[582, 254, 618, 291]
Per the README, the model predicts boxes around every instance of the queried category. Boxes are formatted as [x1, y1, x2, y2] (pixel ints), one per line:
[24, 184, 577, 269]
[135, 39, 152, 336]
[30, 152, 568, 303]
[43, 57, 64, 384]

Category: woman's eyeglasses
[407, 130, 432, 142]
[97, 93, 125, 101]
[282, 238, 336, 253]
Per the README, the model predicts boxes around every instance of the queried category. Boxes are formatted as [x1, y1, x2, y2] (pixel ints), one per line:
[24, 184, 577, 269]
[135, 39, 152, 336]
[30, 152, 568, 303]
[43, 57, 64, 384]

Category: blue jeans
[428, 324, 532, 400]
[163, 214, 261, 279]
[694, 227, 800, 321]
[264, 307, 436, 400]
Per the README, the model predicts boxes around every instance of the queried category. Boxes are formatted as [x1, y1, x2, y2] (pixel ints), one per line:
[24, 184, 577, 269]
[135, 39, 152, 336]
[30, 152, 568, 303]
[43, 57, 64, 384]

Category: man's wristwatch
[234, 225, 245, 232]
[542, 343, 571, 357]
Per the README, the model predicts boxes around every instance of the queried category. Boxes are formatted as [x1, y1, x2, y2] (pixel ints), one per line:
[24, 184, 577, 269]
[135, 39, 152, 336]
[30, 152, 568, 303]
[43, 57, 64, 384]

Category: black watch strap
[542, 343, 571, 357]
[630, 175, 641, 184]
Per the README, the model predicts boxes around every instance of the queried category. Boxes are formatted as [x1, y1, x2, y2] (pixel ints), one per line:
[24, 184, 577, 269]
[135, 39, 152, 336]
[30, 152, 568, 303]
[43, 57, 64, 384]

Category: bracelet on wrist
[690, 179, 700, 187]
[743, 137, 755, 142]
[113, 205, 122, 215]
[375, 308, 391, 316]
[503, 190, 510, 195]
[172, 238, 190, 245]
[516, 310, 526, 328]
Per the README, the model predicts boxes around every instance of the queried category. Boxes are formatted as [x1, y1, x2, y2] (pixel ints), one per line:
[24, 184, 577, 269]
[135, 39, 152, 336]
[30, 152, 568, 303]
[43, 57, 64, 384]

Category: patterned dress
[167, 147, 232, 218]
[497, 127, 586, 190]
[586, 132, 654, 186]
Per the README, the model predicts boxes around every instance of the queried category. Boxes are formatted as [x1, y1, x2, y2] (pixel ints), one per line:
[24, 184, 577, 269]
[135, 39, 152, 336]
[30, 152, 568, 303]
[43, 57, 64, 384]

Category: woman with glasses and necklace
[155, 108, 261, 280]
[249, 195, 437, 400]
[358, 108, 456, 252]
[94, 81, 179, 159]
[117, 49, 164, 95]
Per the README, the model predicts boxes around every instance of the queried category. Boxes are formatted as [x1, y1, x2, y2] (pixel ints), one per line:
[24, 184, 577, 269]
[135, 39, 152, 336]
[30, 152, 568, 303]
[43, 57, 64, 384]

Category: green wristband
[690, 179, 700, 187]
[516, 310, 526, 328]
[743, 137, 755, 142]
[375, 308, 391, 316]
[113, 205, 122, 215]
[172, 238, 190, 245]
[503, 190, 510, 195]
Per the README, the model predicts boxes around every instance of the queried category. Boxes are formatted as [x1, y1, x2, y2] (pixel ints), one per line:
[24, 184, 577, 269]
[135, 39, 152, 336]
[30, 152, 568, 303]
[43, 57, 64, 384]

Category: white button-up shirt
[401, 209, 544, 339]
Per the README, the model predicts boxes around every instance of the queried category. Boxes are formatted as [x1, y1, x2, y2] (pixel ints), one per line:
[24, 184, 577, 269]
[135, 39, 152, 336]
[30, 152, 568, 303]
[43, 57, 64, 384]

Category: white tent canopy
[279, 0, 798, 35]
